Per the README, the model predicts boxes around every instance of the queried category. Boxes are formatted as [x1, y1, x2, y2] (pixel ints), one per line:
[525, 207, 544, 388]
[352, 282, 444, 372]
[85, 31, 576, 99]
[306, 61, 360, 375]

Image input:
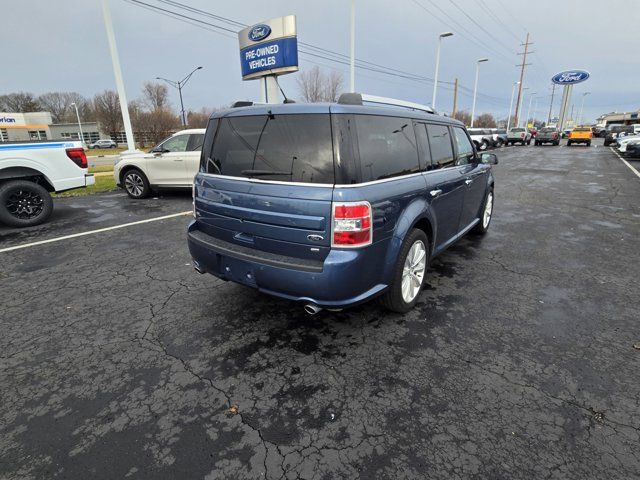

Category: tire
[481, 140, 490, 151]
[111, 144, 117, 149]
[471, 188, 494, 235]
[567, 141, 572, 146]
[587, 141, 591, 147]
[535, 140, 539, 146]
[0, 180, 53, 228]
[122, 168, 151, 199]
[379, 229, 429, 313]
[554, 141, 559, 146]
[527, 138, 532, 145]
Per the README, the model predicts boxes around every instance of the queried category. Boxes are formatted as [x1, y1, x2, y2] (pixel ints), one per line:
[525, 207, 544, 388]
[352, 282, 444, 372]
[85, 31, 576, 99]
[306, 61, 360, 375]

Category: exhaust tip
[192, 260, 205, 274]
[304, 304, 322, 315]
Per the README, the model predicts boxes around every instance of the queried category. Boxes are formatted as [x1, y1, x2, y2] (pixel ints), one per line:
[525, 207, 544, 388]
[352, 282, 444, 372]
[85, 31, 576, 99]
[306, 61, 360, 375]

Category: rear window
[540, 128, 555, 133]
[202, 114, 334, 184]
[574, 127, 591, 132]
[510, 128, 525, 132]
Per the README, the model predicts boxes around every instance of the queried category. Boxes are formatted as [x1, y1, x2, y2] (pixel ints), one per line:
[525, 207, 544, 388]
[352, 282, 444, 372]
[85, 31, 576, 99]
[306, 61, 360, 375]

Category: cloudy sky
[3, 0, 639, 122]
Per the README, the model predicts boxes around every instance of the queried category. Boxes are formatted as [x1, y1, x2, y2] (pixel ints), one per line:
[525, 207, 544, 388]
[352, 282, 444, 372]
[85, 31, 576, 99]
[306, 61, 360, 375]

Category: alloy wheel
[6, 189, 44, 220]
[124, 172, 144, 197]
[483, 192, 493, 229]
[401, 240, 427, 303]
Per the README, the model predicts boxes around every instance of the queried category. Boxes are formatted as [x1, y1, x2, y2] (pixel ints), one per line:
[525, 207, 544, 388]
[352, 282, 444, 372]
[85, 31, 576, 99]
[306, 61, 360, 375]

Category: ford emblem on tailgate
[551, 70, 590, 85]
[307, 234, 324, 242]
[248, 24, 271, 42]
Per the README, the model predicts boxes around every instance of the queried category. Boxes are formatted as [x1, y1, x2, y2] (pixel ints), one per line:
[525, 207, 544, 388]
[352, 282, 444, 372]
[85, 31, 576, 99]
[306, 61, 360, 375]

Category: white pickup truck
[0, 140, 94, 227]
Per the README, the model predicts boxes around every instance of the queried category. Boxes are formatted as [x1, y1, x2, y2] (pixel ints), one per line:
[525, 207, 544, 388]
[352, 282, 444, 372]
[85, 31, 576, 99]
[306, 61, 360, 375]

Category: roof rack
[231, 99, 296, 108]
[337, 93, 435, 114]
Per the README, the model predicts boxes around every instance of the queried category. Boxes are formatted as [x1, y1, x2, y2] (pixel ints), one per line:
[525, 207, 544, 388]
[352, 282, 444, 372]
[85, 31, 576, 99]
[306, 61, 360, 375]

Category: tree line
[0, 83, 213, 145]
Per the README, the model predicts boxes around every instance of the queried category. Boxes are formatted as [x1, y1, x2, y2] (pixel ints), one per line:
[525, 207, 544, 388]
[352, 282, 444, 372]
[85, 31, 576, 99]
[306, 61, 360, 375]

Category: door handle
[173, 159, 184, 162]
[465, 179, 473, 185]
[430, 189, 443, 197]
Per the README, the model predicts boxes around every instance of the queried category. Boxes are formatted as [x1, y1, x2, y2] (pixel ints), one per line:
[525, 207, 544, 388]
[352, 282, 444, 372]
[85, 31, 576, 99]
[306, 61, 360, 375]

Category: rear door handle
[173, 159, 184, 162]
[430, 189, 443, 197]
[465, 179, 473, 185]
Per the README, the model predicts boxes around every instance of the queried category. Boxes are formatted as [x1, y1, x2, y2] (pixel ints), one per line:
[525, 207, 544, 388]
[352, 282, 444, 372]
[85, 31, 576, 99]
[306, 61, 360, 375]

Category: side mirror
[481, 153, 498, 165]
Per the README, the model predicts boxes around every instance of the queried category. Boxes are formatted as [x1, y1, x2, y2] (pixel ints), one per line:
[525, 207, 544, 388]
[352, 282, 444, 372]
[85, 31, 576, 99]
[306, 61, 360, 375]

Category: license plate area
[219, 255, 257, 287]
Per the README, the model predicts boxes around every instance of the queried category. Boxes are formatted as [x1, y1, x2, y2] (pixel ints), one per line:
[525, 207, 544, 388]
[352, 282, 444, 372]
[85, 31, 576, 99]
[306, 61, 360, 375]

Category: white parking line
[610, 147, 640, 179]
[0, 211, 192, 254]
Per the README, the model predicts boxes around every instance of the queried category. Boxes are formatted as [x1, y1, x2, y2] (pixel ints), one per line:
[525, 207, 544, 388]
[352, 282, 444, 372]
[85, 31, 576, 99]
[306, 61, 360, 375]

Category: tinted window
[187, 133, 205, 151]
[204, 114, 334, 184]
[427, 124, 455, 168]
[355, 115, 419, 182]
[160, 135, 189, 152]
[452, 127, 475, 166]
[414, 122, 432, 171]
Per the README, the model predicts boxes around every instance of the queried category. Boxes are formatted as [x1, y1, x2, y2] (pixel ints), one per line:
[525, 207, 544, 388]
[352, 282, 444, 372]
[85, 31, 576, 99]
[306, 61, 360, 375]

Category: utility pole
[547, 83, 556, 124]
[514, 33, 533, 128]
[452, 78, 458, 118]
[350, 0, 355, 92]
[101, 0, 136, 152]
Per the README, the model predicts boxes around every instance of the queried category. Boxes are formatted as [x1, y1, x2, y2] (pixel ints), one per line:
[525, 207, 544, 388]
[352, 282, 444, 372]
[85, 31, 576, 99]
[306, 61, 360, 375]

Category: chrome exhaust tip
[303, 304, 322, 315]
[192, 260, 205, 274]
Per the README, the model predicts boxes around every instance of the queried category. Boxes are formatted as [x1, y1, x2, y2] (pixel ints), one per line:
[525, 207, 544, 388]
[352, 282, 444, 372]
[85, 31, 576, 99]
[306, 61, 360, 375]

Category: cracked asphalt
[1, 140, 639, 479]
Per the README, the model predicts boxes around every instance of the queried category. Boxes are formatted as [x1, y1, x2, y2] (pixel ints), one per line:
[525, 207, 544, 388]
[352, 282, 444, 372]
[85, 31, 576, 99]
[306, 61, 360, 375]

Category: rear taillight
[520, 133, 525, 138]
[192, 182, 196, 218]
[66, 148, 87, 169]
[331, 201, 372, 248]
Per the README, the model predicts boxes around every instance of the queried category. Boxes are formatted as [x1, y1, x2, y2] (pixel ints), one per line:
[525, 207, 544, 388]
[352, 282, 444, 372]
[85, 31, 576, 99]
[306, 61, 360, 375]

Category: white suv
[114, 129, 205, 199]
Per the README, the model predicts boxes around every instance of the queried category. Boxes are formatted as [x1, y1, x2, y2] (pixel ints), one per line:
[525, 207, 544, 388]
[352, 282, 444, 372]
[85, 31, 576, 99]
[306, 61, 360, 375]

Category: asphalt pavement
[1, 140, 639, 479]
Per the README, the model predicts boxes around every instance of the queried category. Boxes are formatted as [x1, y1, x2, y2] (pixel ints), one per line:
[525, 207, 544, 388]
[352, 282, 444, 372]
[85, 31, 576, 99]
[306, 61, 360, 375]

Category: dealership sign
[551, 70, 590, 85]
[238, 15, 298, 80]
[0, 116, 16, 123]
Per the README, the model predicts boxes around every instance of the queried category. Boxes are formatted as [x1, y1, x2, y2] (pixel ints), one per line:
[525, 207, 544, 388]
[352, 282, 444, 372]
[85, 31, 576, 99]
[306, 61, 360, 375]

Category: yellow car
[567, 126, 593, 147]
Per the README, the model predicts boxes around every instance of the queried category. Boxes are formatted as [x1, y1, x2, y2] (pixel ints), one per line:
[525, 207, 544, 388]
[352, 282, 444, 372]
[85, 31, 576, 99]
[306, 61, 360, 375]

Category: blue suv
[188, 93, 497, 313]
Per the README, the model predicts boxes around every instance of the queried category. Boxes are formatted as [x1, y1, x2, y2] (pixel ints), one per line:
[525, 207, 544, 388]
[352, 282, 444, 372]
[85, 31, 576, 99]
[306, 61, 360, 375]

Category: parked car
[604, 125, 634, 146]
[114, 129, 205, 198]
[535, 127, 561, 146]
[0, 140, 94, 227]
[625, 141, 640, 158]
[616, 134, 640, 152]
[467, 128, 494, 150]
[567, 126, 593, 146]
[507, 127, 532, 145]
[88, 139, 118, 149]
[493, 128, 508, 146]
[593, 124, 607, 137]
[562, 128, 573, 138]
[188, 94, 498, 313]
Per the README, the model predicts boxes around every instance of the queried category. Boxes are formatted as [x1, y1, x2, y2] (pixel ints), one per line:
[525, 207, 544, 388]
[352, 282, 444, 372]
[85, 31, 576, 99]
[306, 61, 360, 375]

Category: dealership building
[596, 110, 640, 126]
[0, 111, 104, 143]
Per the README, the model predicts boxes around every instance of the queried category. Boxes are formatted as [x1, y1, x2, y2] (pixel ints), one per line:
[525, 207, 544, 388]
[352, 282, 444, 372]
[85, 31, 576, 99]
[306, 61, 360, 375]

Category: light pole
[579, 92, 591, 125]
[518, 87, 529, 127]
[71, 102, 84, 146]
[470, 58, 488, 127]
[157, 66, 203, 126]
[431, 32, 453, 111]
[507, 81, 520, 131]
[350, 0, 356, 92]
[525, 92, 537, 128]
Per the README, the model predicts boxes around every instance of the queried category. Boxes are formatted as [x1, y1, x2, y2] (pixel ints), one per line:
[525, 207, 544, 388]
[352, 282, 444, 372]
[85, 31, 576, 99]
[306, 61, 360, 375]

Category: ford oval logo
[551, 70, 590, 85]
[307, 234, 324, 242]
[248, 24, 271, 42]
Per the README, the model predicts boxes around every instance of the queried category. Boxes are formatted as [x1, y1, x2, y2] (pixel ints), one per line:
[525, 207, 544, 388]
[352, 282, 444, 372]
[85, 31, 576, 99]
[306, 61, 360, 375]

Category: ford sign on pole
[238, 16, 298, 81]
[551, 70, 590, 85]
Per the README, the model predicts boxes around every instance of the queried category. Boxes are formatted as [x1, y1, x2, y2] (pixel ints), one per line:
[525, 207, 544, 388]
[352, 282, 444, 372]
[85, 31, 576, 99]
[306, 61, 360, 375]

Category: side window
[187, 133, 205, 151]
[355, 115, 419, 182]
[413, 122, 432, 171]
[426, 124, 455, 169]
[452, 127, 475, 166]
[159, 135, 189, 153]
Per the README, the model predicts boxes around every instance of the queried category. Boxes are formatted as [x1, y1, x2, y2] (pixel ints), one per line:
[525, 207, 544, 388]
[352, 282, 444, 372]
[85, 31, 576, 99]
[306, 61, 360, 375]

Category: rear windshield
[510, 128, 525, 132]
[574, 127, 591, 132]
[540, 128, 555, 132]
[201, 114, 334, 184]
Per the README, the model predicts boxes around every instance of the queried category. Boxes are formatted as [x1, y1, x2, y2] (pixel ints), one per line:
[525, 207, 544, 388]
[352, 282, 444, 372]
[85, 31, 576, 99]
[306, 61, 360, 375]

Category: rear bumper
[85, 174, 95, 186]
[187, 223, 389, 308]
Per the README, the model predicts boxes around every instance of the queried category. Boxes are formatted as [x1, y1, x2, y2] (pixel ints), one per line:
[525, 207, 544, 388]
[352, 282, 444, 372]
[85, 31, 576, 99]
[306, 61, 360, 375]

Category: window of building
[0, 129, 7, 142]
[354, 115, 419, 182]
[426, 124, 455, 168]
[28, 130, 47, 140]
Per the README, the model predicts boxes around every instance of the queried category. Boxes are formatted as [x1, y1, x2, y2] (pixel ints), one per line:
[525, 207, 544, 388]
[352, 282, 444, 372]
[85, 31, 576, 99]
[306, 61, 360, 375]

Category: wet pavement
[1, 140, 639, 479]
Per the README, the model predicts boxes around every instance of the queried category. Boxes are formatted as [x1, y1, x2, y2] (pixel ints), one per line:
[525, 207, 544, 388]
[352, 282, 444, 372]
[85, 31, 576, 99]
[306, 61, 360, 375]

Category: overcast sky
[3, 0, 639, 123]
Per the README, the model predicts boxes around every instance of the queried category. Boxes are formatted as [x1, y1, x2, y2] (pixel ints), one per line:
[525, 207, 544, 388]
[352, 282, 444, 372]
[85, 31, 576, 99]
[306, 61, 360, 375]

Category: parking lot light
[470, 58, 489, 128]
[507, 81, 520, 131]
[579, 92, 591, 125]
[70, 102, 84, 146]
[432, 32, 454, 111]
[156, 66, 204, 126]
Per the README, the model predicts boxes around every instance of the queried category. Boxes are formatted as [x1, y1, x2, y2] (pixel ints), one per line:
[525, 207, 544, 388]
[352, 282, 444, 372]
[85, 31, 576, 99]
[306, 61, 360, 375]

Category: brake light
[520, 133, 525, 138]
[192, 182, 197, 218]
[66, 148, 87, 169]
[331, 201, 372, 247]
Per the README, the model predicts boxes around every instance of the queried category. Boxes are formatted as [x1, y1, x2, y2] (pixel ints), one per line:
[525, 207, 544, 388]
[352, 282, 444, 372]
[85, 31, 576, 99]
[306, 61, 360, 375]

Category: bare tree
[135, 109, 180, 144]
[141, 81, 170, 111]
[324, 71, 344, 102]
[37, 92, 93, 123]
[453, 110, 472, 126]
[187, 108, 214, 128]
[0, 92, 41, 112]
[475, 113, 497, 128]
[93, 90, 122, 135]
[296, 66, 343, 103]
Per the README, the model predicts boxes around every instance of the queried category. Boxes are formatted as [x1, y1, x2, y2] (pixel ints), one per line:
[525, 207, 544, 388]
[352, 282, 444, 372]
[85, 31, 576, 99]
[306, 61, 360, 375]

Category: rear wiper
[241, 170, 291, 177]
